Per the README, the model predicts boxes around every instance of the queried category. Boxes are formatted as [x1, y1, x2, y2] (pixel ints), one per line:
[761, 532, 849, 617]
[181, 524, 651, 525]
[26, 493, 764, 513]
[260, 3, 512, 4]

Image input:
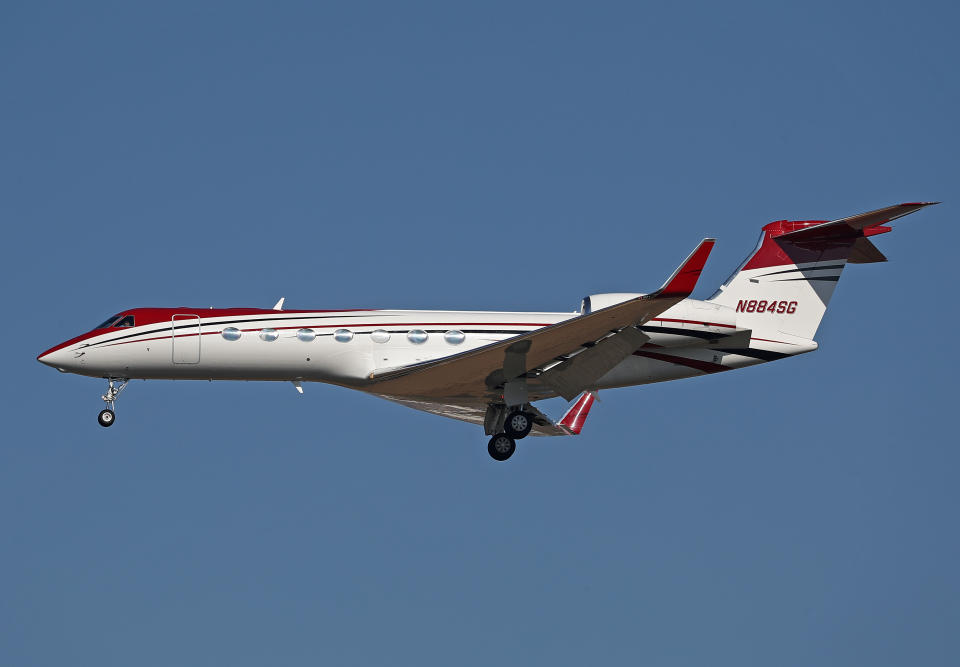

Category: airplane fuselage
[37, 299, 812, 400]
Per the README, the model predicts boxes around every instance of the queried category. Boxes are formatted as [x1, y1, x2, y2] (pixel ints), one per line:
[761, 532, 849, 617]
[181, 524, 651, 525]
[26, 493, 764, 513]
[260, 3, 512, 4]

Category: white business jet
[38, 202, 936, 460]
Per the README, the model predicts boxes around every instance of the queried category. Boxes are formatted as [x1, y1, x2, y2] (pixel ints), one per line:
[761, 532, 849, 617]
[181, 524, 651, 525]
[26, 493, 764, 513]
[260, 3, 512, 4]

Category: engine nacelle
[580, 293, 646, 314]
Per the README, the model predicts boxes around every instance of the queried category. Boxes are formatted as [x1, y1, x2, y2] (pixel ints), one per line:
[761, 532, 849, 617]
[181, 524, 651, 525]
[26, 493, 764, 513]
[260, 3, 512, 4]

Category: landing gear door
[172, 314, 201, 364]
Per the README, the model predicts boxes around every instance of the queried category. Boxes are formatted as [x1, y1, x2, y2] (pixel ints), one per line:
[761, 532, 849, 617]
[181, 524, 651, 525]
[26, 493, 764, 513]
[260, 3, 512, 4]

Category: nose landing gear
[98, 379, 128, 427]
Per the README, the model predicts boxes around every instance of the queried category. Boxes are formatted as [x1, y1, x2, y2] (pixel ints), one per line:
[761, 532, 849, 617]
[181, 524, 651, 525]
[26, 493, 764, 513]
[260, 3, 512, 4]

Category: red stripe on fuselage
[37, 307, 374, 357]
[41, 308, 743, 359]
[749, 336, 798, 345]
[121, 307, 374, 328]
[649, 317, 737, 329]
[38, 311, 551, 356]
[633, 350, 729, 374]
[82, 321, 549, 349]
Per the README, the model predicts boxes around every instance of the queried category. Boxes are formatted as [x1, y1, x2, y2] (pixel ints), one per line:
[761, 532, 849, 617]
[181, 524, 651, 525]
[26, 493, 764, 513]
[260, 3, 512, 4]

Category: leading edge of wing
[364, 238, 716, 399]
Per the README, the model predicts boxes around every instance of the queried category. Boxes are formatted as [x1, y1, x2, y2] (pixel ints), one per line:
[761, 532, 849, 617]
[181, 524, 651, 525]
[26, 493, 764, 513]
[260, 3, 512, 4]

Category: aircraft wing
[365, 238, 715, 404]
[381, 391, 597, 437]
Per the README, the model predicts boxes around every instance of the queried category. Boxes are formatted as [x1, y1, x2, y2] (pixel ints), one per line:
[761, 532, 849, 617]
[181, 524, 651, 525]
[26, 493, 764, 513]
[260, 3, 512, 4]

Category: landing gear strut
[488, 433, 516, 461]
[98, 379, 128, 428]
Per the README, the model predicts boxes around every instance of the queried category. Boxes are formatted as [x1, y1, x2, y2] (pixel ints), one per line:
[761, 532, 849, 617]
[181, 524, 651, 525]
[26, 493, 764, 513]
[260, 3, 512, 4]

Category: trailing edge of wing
[364, 238, 715, 400]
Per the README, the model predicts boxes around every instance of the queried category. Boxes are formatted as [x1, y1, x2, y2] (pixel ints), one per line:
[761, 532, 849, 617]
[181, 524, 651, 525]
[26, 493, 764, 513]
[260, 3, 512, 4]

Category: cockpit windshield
[95, 314, 122, 329]
[94, 314, 135, 329]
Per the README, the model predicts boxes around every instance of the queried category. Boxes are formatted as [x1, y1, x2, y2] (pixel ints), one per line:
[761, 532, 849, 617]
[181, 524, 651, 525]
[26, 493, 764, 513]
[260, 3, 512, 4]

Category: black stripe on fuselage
[755, 263, 846, 278]
[639, 325, 725, 340]
[771, 276, 840, 282]
[352, 329, 535, 336]
[80, 313, 383, 348]
[714, 347, 791, 361]
[86, 322, 538, 348]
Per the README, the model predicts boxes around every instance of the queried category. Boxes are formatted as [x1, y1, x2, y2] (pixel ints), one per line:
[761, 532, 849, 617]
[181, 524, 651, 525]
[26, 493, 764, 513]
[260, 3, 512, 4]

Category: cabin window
[114, 315, 135, 328]
[95, 314, 122, 329]
[222, 327, 242, 341]
[297, 328, 316, 342]
[370, 329, 390, 343]
[444, 330, 465, 345]
[407, 329, 428, 345]
[259, 329, 279, 342]
[333, 329, 354, 343]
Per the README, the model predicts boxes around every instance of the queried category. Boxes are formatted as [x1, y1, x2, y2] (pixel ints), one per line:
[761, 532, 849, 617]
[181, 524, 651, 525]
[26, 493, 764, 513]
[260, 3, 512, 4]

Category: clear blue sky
[2, 2, 958, 665]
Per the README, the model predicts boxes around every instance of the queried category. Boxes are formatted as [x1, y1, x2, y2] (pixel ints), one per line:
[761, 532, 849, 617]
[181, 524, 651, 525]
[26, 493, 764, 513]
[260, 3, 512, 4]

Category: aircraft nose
[37, 345, 73, 371]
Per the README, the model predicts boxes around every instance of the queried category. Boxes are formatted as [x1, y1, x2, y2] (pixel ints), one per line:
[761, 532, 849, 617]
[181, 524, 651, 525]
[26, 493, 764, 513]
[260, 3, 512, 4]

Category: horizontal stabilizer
[776, 202, 938, 243]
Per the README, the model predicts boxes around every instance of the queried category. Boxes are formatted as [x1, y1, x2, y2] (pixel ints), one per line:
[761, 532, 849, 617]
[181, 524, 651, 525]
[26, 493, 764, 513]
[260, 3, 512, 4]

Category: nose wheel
[98, 409, 115, 427]
[98, 379, 127, 427]
[488, 433, 516, 461]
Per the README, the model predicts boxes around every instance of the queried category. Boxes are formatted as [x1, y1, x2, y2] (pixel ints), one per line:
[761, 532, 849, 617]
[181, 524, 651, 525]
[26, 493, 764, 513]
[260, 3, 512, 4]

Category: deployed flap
[366, 239, 715, 401]
[777, 202, 937, 242]
[538, 326, 648, 400]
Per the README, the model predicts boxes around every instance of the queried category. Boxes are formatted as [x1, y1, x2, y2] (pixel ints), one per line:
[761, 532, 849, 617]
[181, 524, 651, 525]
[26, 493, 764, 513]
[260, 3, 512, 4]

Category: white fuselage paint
[38, 299, 816, 400]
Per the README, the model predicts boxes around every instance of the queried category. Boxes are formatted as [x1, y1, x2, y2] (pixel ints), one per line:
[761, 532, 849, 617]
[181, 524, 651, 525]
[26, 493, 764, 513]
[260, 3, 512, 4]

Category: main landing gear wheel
[98, 409, 115, 427]
[488, 433, 516, 461]
[504, 410, 533, 439]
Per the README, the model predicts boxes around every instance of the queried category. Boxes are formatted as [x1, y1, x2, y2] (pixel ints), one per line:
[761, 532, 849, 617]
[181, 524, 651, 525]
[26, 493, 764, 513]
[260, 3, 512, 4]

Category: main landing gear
[488, 433, 516, 461]
[98, 379, 128, 428]
[486, 408, 535, 461]
[504, 410, 533, 439]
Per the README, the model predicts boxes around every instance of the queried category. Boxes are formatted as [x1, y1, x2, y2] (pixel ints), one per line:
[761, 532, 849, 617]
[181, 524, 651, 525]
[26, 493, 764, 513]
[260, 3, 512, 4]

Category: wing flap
[538, 326, 649, 400]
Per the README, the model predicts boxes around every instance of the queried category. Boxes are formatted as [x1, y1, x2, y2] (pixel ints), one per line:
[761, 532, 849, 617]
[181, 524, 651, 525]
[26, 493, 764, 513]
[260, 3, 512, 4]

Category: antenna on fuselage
[272, 297, 285, 311]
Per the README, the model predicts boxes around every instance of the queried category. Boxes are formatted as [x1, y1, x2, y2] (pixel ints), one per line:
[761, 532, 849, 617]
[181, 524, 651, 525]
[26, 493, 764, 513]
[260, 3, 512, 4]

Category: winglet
[273, 297, 285, 311]
[657, 238, 716, 297]
[558, 391, 597, 435]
